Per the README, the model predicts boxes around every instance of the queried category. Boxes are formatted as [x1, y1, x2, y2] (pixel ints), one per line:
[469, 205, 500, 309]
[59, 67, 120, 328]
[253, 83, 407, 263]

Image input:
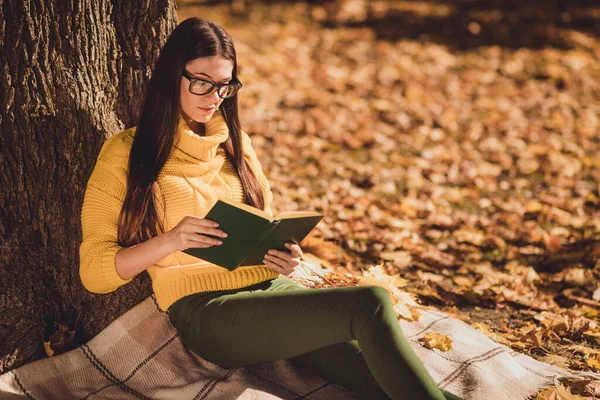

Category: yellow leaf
[359, 264, 407, 287]
[564, 344, 600, 357]
[540, 354, 570, 370]
[585, 356, 600, 372]
[379, 251, 412, 270]
[583, 330, 600, 339]
[43, 340, 54, 357]
[453, 276, 474, 287]
[534, 383, 584, 400]
[393, 300, 414, 320]
[593, 287, 600, 302]
[391, 290, 422, 321]
[419, 332, 453, 351]
[525, 200, 544, 214]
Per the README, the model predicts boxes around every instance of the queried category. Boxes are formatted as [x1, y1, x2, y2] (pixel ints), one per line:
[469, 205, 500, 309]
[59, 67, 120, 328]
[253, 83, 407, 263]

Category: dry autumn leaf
[419, 332, 453, 352]
[534, 383, 585, 400]
[540, 354, 570, 370]
[593, 287, 600, 302]
[585, 356, 600, 372]
[358, 264, 408, 289]
[43, 340, 54, 357]
[557, 377, 600, 398]
[43, 322, 77, 357]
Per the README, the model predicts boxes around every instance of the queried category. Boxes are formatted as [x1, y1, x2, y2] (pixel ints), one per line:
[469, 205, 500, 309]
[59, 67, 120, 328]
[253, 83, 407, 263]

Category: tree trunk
[0, 0, 178, 373]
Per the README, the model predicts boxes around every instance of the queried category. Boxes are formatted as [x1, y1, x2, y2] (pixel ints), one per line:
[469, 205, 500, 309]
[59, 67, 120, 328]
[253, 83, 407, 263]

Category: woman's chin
[192, 114, 212, 123]
[197, 109, 217, 120]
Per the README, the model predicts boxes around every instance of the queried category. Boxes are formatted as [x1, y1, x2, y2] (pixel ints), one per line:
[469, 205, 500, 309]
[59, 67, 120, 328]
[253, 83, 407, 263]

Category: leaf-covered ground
[178, 0, 600, 386]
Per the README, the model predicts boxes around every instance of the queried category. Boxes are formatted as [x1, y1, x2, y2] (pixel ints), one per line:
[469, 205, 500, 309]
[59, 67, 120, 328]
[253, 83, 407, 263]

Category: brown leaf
[419, 332, 453, 351]
[534, 383, 584, 400]
[585, 355, 600, 372]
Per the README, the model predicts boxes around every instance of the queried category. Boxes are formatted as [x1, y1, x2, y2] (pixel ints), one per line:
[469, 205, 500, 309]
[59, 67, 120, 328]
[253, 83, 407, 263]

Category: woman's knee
[351, 286, 396, 335]
[355, 285, 393, 310]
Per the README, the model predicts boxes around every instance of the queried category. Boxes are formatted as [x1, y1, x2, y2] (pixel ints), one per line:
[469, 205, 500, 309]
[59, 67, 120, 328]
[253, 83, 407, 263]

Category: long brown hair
[117, 17, 265, 247]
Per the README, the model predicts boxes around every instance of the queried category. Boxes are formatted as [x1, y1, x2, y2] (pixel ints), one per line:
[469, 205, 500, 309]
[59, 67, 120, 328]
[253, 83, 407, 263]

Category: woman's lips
[198, 106, 215, 112]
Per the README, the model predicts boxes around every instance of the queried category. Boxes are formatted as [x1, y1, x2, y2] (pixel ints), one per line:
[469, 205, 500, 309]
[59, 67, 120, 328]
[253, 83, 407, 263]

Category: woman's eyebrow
[192, 71, 232, 83]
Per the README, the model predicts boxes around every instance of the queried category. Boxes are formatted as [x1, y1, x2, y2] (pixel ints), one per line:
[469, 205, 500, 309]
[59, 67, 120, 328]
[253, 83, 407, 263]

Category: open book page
[275, 211, 322, 219]
[219, 198, 321, 221]
[218, 198, 274, 221]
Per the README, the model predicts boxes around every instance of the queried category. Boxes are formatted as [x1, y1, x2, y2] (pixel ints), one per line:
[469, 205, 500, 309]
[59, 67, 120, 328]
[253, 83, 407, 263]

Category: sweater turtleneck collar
[173, 109, 229, 161]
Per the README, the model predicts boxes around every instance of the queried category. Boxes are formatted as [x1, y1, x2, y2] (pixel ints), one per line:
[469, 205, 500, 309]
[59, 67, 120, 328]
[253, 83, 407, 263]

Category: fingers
[186, 215, 219, 227]
[189, 228, 226, 246]
[266, 249, 293, 263]
[190, 236, 223, 246]
[264, 245, 302, 263]
[186, 216, 227, 235]
[285, 242, 303, 257]
[190, 218, 227, 236]
[263, 257, 286, 274]
[194, 226, 228, 238]
[264, 242, 303, 276]
[186, 242, 213, 249]
[268, 243, 303, 260]
[183, 216, 228, 239]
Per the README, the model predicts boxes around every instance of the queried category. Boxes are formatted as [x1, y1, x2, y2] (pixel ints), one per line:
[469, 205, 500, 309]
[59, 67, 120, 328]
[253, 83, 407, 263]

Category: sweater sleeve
[241, 131, 275, 217]
[79, 135, 133, 294]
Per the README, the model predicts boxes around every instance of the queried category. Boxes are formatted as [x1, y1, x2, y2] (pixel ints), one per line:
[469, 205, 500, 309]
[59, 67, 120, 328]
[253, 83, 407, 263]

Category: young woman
[79, 17, 463, 400]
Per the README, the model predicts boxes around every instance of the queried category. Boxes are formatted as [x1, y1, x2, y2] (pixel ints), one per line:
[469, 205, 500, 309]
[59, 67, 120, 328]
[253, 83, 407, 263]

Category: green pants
[167, 276, 463, 400]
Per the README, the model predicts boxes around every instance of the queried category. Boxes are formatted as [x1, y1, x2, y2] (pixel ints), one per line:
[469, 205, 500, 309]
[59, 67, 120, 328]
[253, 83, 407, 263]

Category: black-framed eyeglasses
[182, 70, 243, 99]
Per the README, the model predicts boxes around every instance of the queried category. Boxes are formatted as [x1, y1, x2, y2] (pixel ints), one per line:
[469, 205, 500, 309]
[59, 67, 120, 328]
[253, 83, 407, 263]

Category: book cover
[182, 198, 323, 271]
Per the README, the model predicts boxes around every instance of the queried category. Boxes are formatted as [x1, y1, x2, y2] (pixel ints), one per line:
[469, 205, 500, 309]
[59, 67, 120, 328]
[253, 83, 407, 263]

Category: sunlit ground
[176, 0, 600, 376]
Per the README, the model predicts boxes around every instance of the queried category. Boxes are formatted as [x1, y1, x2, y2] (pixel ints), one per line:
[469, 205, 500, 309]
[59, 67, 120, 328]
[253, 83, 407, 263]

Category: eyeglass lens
[190, 80, 238, 98]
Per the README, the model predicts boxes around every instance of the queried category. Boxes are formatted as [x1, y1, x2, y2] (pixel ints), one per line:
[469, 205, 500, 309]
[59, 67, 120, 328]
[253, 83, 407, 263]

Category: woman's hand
[163, 216, 228, 253]
[263, 242, 303, 276]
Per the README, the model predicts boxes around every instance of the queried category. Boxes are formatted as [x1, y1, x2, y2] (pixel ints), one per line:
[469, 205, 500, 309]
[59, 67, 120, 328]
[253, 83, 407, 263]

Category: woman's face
[179, 55, 234, 124]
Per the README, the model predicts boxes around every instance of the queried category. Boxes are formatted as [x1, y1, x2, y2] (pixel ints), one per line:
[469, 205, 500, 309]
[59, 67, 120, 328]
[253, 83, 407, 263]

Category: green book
[182, 198, 324, 271]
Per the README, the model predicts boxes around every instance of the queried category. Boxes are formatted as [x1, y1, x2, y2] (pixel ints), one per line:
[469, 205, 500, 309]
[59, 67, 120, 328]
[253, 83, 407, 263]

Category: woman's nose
[207, 88, 220, 103]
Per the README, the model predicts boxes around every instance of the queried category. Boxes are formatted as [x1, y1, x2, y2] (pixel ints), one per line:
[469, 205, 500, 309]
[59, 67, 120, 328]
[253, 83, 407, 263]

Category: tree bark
[0, 0, 178, 373]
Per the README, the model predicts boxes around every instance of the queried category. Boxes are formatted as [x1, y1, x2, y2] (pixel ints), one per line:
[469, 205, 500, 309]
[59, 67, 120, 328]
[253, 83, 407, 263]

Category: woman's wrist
[157, 231, 174, 255]
[115, 231, 176, 280]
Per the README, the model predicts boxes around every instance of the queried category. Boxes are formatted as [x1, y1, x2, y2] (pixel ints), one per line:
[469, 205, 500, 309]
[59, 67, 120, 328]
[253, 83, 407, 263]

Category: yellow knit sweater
[79, 109, 279, 311]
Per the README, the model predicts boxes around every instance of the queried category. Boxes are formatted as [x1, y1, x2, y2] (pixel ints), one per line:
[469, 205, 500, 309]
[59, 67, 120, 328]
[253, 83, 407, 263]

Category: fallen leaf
[534, 382, 584, 400]
[43, 341, 54, 357]
[585, 355, 600, 372]
[593, 287, 600, 302]
[419, 332, 453, 351]
[540, 354, 570, 370]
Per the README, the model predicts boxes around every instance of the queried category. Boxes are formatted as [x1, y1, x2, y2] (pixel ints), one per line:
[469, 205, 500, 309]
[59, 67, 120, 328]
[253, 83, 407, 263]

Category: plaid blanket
[1, 289, 598, 399]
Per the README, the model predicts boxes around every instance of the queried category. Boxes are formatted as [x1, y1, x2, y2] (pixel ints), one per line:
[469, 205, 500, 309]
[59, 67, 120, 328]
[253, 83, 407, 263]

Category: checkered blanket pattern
[1, 292, 598, 399]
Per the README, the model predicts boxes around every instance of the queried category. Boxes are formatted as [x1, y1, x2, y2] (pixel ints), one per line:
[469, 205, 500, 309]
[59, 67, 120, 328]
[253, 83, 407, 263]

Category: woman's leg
[289, 339, 463, 400]
[289, 339, 390, 399]
[168, 277, 462, 400]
